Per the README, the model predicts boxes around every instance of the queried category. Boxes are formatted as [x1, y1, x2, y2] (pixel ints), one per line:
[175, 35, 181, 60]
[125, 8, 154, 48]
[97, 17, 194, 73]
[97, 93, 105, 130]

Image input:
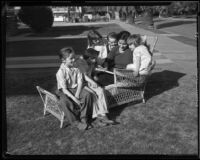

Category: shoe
[93, 118, 108, 127]
[97, 115, 114, 125]
[76, 122, 88, 130]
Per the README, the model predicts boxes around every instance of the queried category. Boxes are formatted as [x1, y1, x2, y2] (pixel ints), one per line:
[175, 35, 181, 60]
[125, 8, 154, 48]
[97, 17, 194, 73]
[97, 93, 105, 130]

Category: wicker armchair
[104, 63, 155, 108]
[103, 35, 158, 108]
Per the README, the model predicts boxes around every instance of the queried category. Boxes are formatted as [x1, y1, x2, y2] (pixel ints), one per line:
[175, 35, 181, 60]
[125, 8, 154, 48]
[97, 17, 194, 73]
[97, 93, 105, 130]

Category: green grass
[5, 67, 198, 155]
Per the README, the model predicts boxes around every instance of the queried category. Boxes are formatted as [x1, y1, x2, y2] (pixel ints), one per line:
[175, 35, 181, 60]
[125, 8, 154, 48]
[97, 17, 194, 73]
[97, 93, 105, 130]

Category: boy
[106, 32, 118, 54]
[55, 47, 93, 130]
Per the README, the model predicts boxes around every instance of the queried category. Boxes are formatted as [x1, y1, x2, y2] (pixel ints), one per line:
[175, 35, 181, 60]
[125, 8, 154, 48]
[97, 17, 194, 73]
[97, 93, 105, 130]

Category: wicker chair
[103, 35, 158, 108]
[36, 86, 65, 128]
[104, 64, 155, 108]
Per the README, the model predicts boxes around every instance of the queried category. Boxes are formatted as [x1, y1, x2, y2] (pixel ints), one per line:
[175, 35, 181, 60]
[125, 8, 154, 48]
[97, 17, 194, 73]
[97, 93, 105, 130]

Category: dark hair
[87, 30, 103, 47]
[83, 48, 99, 60]
[107, 32, 118, 40]
[127, 34, 142, 47]
[117, 31, 131, 41]
[58, 47, 74, 60]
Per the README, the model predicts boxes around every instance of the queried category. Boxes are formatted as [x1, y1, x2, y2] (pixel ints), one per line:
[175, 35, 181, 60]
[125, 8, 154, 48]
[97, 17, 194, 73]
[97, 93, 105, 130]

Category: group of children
[55, 29, 154, 130]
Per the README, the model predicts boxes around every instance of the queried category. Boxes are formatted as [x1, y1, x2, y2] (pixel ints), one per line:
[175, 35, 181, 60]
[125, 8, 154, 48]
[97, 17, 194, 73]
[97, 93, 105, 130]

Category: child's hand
[133, 71, 139, 77]
[126, 64, 133, 70]
[74, 97, 81, 106]
[91, 82, 98, 88]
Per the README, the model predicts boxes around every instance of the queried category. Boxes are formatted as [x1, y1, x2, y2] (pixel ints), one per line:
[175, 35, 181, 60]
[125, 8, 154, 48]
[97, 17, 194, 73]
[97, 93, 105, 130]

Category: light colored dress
[129, 45, 152, 75]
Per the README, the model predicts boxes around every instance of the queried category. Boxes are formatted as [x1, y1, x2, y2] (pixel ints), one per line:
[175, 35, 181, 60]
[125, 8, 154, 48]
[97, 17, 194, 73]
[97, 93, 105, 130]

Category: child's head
[59, 47, 76, 67]
[87, 29, 103, 47]
[107, 32, 118, 50]
[117, 31, 131, 51]
[127, 34, 142, 51]
[83, 48, 99, 64]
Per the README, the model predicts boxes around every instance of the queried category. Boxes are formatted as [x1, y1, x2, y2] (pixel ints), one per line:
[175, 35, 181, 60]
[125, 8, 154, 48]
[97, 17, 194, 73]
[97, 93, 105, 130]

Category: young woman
[103, 30, 132, 70]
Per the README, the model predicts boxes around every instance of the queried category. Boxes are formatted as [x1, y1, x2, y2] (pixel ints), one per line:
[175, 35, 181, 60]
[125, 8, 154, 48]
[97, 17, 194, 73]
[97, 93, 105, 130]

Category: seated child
[82, 48, 114, 126]
[87, 29, 108, 66]
[126, 34, 153, 76]
[106, 32, 118, 55]
[55, 46, 94, 130]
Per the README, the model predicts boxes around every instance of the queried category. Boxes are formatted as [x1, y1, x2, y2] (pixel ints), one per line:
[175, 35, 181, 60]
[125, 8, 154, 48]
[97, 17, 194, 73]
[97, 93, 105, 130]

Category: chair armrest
[95, 67, 114, 75]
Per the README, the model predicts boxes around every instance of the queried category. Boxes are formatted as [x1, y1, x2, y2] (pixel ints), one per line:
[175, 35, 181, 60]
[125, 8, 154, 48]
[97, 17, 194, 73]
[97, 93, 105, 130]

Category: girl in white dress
[126, 34, 153, 76]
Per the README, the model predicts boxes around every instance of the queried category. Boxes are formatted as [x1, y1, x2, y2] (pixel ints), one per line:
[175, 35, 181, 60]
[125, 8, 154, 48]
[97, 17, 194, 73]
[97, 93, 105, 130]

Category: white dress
[128, 45, 152, 75]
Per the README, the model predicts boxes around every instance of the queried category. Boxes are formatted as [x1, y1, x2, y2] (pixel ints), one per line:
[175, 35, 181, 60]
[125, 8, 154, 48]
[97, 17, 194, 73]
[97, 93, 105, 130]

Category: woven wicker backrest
[113, 69, 148, 87]
[36, 86, 58, 103]
[141, 35, 158, 53]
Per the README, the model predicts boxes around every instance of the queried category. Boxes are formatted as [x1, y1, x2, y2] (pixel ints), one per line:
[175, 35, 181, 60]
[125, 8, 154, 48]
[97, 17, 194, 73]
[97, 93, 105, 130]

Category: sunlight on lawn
[5, 68, 197, 154]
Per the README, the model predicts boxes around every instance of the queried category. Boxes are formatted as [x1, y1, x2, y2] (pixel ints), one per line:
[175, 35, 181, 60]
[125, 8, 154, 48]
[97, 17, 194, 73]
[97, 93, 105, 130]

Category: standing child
[126, 34, 153, 76]
[82, 48, 114, 126]
[55, 46, 94, 130]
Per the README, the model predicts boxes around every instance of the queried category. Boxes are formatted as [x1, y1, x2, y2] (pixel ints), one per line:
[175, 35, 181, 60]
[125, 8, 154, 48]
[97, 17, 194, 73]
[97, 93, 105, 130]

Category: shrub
[18, 6, 54, 33]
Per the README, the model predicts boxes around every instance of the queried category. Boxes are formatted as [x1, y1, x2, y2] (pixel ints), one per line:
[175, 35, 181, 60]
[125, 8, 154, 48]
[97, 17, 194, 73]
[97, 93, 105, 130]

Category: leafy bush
[18, 6, 54, 33]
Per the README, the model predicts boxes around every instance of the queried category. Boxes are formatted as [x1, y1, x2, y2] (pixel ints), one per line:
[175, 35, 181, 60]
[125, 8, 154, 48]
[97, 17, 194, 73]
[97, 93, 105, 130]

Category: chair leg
[60, 115, 64, 128]
[60, 120, 63, 128]
[142, 98, 146, 103]
[141, 91, 145, 103]
[43, 107, 46, 116]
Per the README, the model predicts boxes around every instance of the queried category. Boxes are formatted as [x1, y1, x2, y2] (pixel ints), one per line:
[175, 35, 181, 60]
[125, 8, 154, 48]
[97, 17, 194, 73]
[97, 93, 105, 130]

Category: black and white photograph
[3, 0, 199, 158]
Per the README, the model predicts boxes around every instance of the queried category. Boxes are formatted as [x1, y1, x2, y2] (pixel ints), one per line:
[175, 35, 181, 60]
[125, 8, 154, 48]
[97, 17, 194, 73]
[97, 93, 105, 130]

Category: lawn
[7, 23, 124, 57]
[5, 22, 198, 155]
[5, 64, 198, 155]
[16, 23, 124, 38]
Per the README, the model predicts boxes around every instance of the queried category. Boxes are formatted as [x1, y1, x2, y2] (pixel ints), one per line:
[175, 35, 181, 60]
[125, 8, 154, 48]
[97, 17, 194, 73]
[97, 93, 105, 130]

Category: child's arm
[84, 74, 98, 88]
[62, 88, 81, 106]
[84, 74, 98, 97]
[74, 70, 84, 100]
[126, 56, 141, 76]
[56, 69, 81, 106]
[75, 80, 83, 100]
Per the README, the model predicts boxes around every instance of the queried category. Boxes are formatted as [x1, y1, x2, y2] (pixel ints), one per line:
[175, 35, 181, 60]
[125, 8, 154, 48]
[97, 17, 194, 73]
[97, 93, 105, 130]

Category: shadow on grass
[6, 37, 88, 57]
[5, 69, 186, 121]
[106, 70, 186, 121]
[145, 70, 186, 100]
[14, 25, 102, 37]
[28, 25, 102, 37]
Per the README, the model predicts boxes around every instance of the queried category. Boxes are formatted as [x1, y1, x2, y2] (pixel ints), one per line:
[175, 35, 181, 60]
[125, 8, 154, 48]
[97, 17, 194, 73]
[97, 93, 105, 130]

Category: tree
[18, 6, 54, 33]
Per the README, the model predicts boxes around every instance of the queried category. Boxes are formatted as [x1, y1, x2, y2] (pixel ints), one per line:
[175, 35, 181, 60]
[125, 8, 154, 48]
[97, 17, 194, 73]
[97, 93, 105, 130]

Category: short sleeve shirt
[56, 63, 83, 90]
[133, 45, 152, 72]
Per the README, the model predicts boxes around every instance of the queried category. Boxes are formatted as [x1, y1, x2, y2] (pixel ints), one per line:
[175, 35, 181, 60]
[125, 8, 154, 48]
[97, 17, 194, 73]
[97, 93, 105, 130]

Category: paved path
[6, 20, 197, 75]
